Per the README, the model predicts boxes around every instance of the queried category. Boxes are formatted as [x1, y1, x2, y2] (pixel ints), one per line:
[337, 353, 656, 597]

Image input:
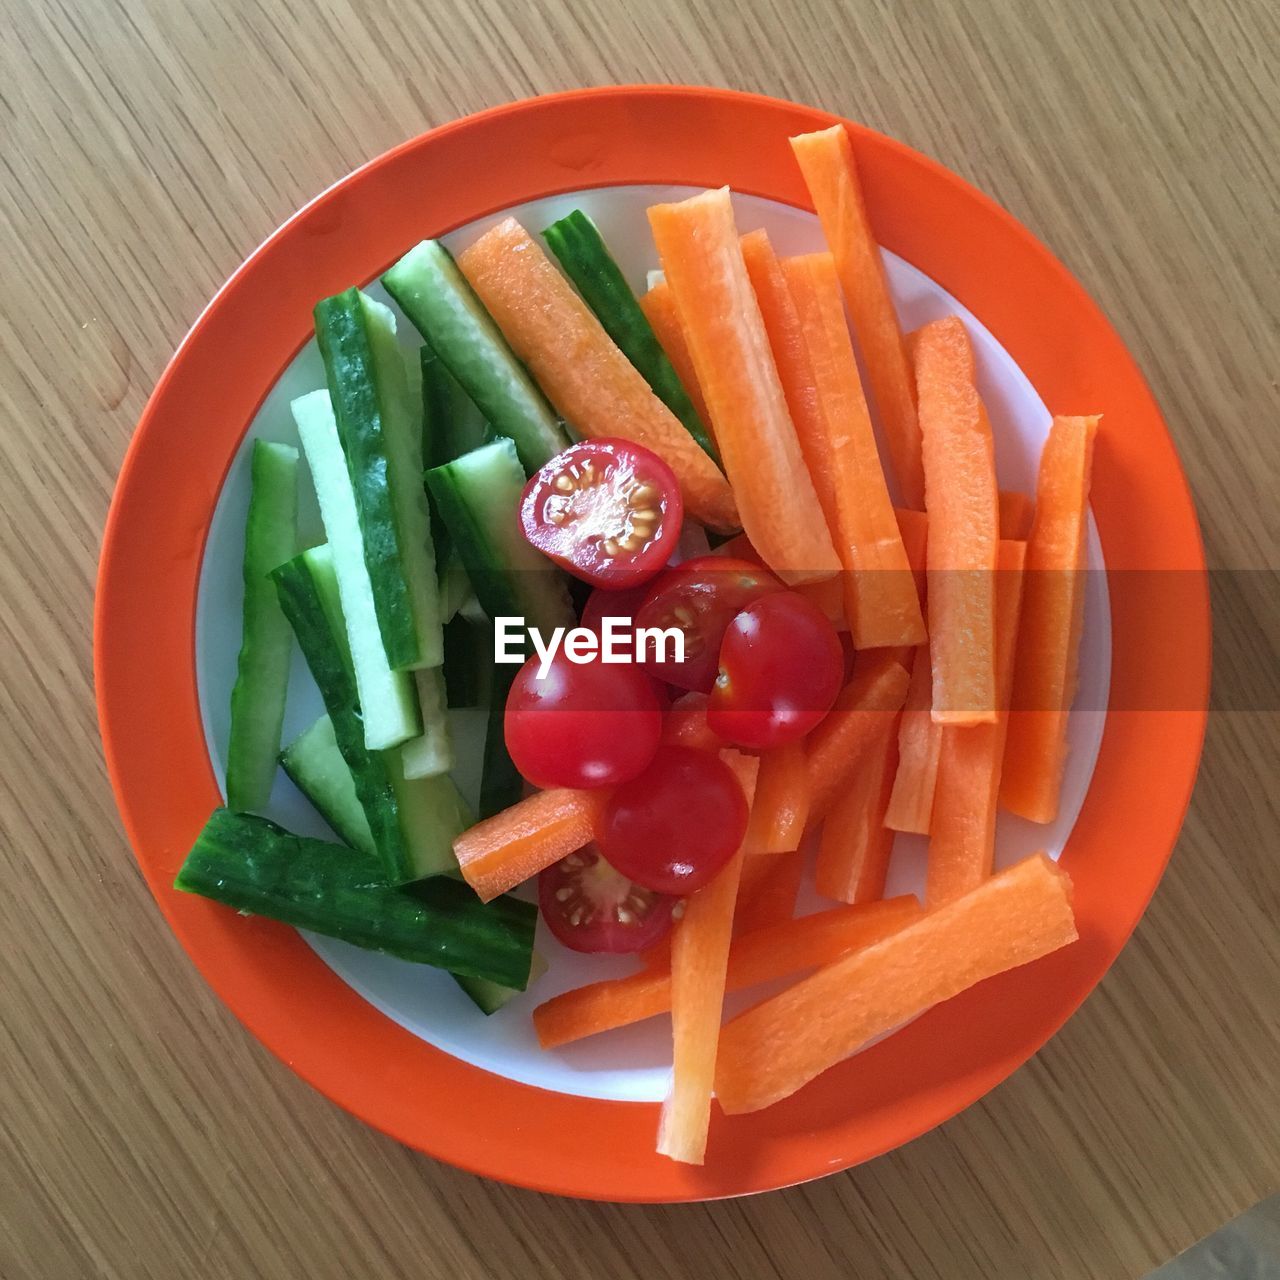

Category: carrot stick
[660, 691, 721, 752]
[657, 750, 759, 1164]
[894, 506, 929, 602]
[790, 125, 925, 509]
[1001, 416, 1100, 822]
[735, 848, 807, 932]
[639, 280, 714, 440]
[805, 650, 911, 823]
[647, 189, 840, 582]
[914, 316, 999, 725]
[456, 218, 737, 530]
[714, 853, 1078, 1114]
[743, 741, 810, 854]
[780, 251, 925, 648]
[999, 490, 1035, 540]
[533, 895, 922, 1049]
[883, 653, 941, 834]
[453, 788, 603, 903]
[814, 719, 900, 903]
[928, 540, 1027, 904]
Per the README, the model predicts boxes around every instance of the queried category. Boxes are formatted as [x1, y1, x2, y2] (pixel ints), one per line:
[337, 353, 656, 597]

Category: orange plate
[95, 87, 1210, 1201]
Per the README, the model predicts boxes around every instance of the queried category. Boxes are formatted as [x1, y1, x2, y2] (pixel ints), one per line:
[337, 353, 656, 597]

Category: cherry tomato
[598, 746, 749, 894]
[519, 439, 683, 588]
[579, 583, 649, 639]
[632, 556, 786, 692]
[504, 651, 662, 789]
[660, 691, 723, 752]
[539, 844, 677, 954]
[707, 592, 843, 748]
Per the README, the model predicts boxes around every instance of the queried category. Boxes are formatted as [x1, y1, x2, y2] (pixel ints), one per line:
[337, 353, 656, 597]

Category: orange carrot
[895, 506, 929, 599]
[708, 532, 760, 561]
[533, 895, 922, 1049]
[794, 574, 848, 630]
[743, 741, 810, 854]
[914, 316, 999, 725]
[714, 853, 1078, 1114]
[647, 190, 840, 582]
[928, 540, 1027, 904]
[781, 252, 925, 648]
[735, 848, 807, 932]
[661, 691, 721, 752]
[814, 720, 900, 903]
[453, 788, 602, 903]
[883, 653, 941, 834]
[805, 650, 911, 822]
[639, 280, 714, 440]
[999, 490, 1035, 540]
[790, 125, 925, 509]
[456, 218, 737, 530]
[657, 751, 759, 1164]
[1001, 416, 1100, 822]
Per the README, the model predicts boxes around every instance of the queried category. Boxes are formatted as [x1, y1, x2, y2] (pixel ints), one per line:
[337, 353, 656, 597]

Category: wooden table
[3, 1, 1276, 1275]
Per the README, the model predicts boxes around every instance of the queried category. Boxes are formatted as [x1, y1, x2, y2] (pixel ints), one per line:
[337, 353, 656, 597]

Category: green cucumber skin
[174, 809, 536, 988]
[226, 441, 300, 813]
[453, 950, 548, 1014]
[387, 755, 469, 878]
[421, 344, 489, 471]
[399, 668, 455, 780]
[314, 290, 441, 669]
[280, 715, 376, 857]
[480, 657, 523, 819]
[272, 549, 409, 881]
[425, 438, 574, 634]
[543, 210, 719, 464]
[442, 616, 481, 708]
[382, 241, 569, 473]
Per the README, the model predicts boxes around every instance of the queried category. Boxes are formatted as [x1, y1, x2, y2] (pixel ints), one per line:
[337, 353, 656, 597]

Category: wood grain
[1, 0, 1277, 1276]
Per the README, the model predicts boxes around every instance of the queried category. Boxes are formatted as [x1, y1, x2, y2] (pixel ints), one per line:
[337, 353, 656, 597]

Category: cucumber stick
[543, 210, 719, 463]
[226, 440, 299, 813]
[480, 657, 522, 819]
[425, 438, 574, 634]
[399, 668, 454, 779]
[314, 289, 442, 670]
[442, 615, 481, 709]
[293, 390, 420, 750]
[421, 344, 488, 472]
[175, 808, 536, 988]
[383, 241, 569, 473]
[454, 952, 548, 1015]
[280, 715, 375, 857]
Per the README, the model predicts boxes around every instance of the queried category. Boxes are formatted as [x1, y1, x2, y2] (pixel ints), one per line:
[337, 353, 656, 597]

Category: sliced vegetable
[382, 239, 569, 472]
[538, 844, 676, 954]
[314, 290, 441, 670]
[426, 438, 575, 633]
[660, 691, 722, 752]
[656, 751, 759, 1164]
[400, 667, 454, 779]
[442, 615, 481, 708]
[646, 189, 840, 582]
[999, 489, 1035, 541]
[804, 651, 911, 822]
[454, 787, 606, 903]
[479, 658, 523, 819]
[781, 251, 925, 648]
[175, 808, 537, 987]
[293, 390, 421, 749]
[814, 721, 899, 903]
[279, 714, 375, 857]
[542, 210, 717, 462]
[735, 846, 806, 931]
[454, 953, 548, 1016]
[1002, 415, 1100, 822]
[455, 218, 737, 530]
[915, 316, 999, 725]
[535, 894, 920, 1049]
[929, 540, 1027, 904]
[714, 853, 1077, 1114]
[386, 755, 472, 880]
[638, 280, 712, 439]
[226, 439, 299, 813]
[519, 438, 683, 589]
[883, 650, 942, 834]
[420, 343, 488, 472]
[790, 125, 925, 509]
[742, 741, 810, 855]
[504, 651, 663, 790]
[598, 747, 750, 895]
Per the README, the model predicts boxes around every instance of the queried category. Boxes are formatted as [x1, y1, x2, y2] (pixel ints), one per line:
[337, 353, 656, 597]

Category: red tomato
[632, 556, 786, 692]
[519, 439, 683, 588]
[707, 592, 843, 748]
[504, 651, 662, 789]
[579, 583, 649, 638]
[598, 746, 749, 894]
[660, 691, 723, 752]
[539, 844, 677, 954]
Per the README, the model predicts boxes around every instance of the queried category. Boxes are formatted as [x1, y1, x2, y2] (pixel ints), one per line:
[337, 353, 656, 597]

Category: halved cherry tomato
[539, 844, 677, 954]
[519, 439, 683, 588]
[707, 592, 843, 748]
[597, 746, 749, 895]
[504, 651, 662, 789]
[632, 556, 786, 691]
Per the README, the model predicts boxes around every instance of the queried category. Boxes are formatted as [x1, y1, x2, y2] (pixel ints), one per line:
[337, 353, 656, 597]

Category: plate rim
[94, 84, 1211, 1202]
